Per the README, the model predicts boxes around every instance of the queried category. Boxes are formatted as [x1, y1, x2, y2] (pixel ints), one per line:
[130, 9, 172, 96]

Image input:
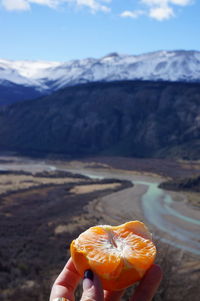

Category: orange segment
[70, 221, 156, 291]
[114, 220, 152, 240]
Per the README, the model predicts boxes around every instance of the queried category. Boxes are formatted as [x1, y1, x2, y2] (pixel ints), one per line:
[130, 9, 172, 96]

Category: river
[55, 166, 200, 255]
[0, 157, 199, 255]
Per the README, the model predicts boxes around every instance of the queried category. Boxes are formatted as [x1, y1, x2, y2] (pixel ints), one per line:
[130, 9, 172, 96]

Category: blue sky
[0, 0, 199, 61]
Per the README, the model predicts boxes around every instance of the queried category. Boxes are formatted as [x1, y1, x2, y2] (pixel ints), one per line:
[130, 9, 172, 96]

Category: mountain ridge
[1, 50, 200, 91]
[0, 80, 199, 159]
[1, 50, 200, 106]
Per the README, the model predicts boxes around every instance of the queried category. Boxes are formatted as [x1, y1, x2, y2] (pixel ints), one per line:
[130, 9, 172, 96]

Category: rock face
[0, 80, 199, 159]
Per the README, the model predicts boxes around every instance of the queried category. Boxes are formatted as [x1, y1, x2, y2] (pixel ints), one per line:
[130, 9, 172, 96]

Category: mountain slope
[0, 81, 45, 106]
[1, 50, 200, 105]
[0, 80, 199, 159]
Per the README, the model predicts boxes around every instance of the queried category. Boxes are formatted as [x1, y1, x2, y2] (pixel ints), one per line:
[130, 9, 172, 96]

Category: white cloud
[120, 10, 145, 19]
[141, 0, 191, 6]
[1, 0, 110, 12]
[76, 0, 110, 12]
[121, 0, 194, 21]
[1, 0, 195, 18]
[29, 0, 60, 9]
[2, 0, 30, 10]
[169, 0, 191, 5]
[149, 5, 174, 20]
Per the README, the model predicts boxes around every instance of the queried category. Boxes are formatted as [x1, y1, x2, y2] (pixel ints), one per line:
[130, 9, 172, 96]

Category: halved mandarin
[70, 221, 156, 291]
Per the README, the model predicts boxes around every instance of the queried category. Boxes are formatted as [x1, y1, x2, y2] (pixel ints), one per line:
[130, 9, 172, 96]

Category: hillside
[0, 80, 200, 159]
[0, 81, 45, 106]
[160, 175, 200, 192]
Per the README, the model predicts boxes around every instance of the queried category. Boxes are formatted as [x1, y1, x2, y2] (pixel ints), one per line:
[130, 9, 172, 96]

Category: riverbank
[159, 175, 200, 208]
[1, 155, 199, 255]
[0, 155, 199, 301]
[0, 167, 132, 301]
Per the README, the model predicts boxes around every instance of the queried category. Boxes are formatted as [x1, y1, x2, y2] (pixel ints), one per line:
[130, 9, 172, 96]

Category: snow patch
[0, 50, 200, 92]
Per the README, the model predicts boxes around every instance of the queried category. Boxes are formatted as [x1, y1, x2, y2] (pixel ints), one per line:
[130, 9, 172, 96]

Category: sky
[0, 0, 200, 62]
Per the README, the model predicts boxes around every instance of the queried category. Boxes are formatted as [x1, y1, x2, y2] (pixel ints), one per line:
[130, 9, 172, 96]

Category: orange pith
[70, 221, 156, 291]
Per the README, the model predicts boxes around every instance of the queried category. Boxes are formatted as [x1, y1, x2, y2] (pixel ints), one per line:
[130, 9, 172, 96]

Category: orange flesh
[70, 221, 156, 291]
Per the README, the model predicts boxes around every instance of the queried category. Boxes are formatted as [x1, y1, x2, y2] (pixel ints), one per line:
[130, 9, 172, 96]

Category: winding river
[0, 158, 200, 255]
[138, 181, 200, 255]
[59, 167, 200, 255]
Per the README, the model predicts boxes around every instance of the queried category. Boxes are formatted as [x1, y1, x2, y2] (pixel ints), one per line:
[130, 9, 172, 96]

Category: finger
[50, 258, 81, 301]
[104, 289, 125, 301]
[80, 270, 104, 301]
[130, 264, 163, 301]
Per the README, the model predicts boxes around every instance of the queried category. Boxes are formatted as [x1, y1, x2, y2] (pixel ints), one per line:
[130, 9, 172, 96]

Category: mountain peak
[103, 52, 120, 58]
[0, 50, 200, 96]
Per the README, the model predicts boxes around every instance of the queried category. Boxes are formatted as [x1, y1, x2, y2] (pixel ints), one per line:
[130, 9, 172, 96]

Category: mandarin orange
[70, 221, 156, 291]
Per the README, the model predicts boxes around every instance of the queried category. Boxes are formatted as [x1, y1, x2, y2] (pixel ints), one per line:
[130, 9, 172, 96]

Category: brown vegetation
[0, 158, 199, 301]
[160, 175, 200, 192]
[159, 174, 200, 207]
[0, 169, 132, 301]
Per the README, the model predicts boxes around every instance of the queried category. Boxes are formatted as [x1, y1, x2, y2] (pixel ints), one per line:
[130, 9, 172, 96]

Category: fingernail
[83, 270, 93, 290]
[84, 269, 93, 281]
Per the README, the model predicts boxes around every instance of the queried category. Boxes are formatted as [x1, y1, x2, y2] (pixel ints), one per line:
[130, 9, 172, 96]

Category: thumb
[80, 270, 104, 301]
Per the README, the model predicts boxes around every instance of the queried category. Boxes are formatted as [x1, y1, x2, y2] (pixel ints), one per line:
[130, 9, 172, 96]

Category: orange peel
[70, 221, 156, 291]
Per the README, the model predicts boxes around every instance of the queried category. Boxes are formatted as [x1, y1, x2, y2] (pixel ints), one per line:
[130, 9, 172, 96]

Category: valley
[0, 50, 200, 301]
[0, 155, 199, 301]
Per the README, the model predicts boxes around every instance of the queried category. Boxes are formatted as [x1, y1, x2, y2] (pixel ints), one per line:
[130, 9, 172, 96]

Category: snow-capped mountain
[1, 50, 200, 95]
[0, 59, 60, 92]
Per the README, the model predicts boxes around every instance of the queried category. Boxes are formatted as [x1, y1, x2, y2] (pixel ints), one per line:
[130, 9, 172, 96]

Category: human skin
[49, 257, 163, 301]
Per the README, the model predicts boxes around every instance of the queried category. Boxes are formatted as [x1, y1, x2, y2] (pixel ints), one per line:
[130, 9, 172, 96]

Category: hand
[49, 257, 163, 301]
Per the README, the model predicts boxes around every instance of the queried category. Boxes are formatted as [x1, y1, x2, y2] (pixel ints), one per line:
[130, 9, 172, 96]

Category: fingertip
[84, 269, 94, 281]
[81, 270, 104, 301]
[149, 264, 163, 282]
[83, 270, 94, 290]
[65, 257, 79, 274]
[130, 264, 163, 301]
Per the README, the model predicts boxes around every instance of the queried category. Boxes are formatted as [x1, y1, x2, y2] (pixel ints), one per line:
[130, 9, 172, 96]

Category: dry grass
[0, 174, 86, 195]
[0, 157, 199, 301]
[70, 183, 121, 194]
[184, 191, 200, 207]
